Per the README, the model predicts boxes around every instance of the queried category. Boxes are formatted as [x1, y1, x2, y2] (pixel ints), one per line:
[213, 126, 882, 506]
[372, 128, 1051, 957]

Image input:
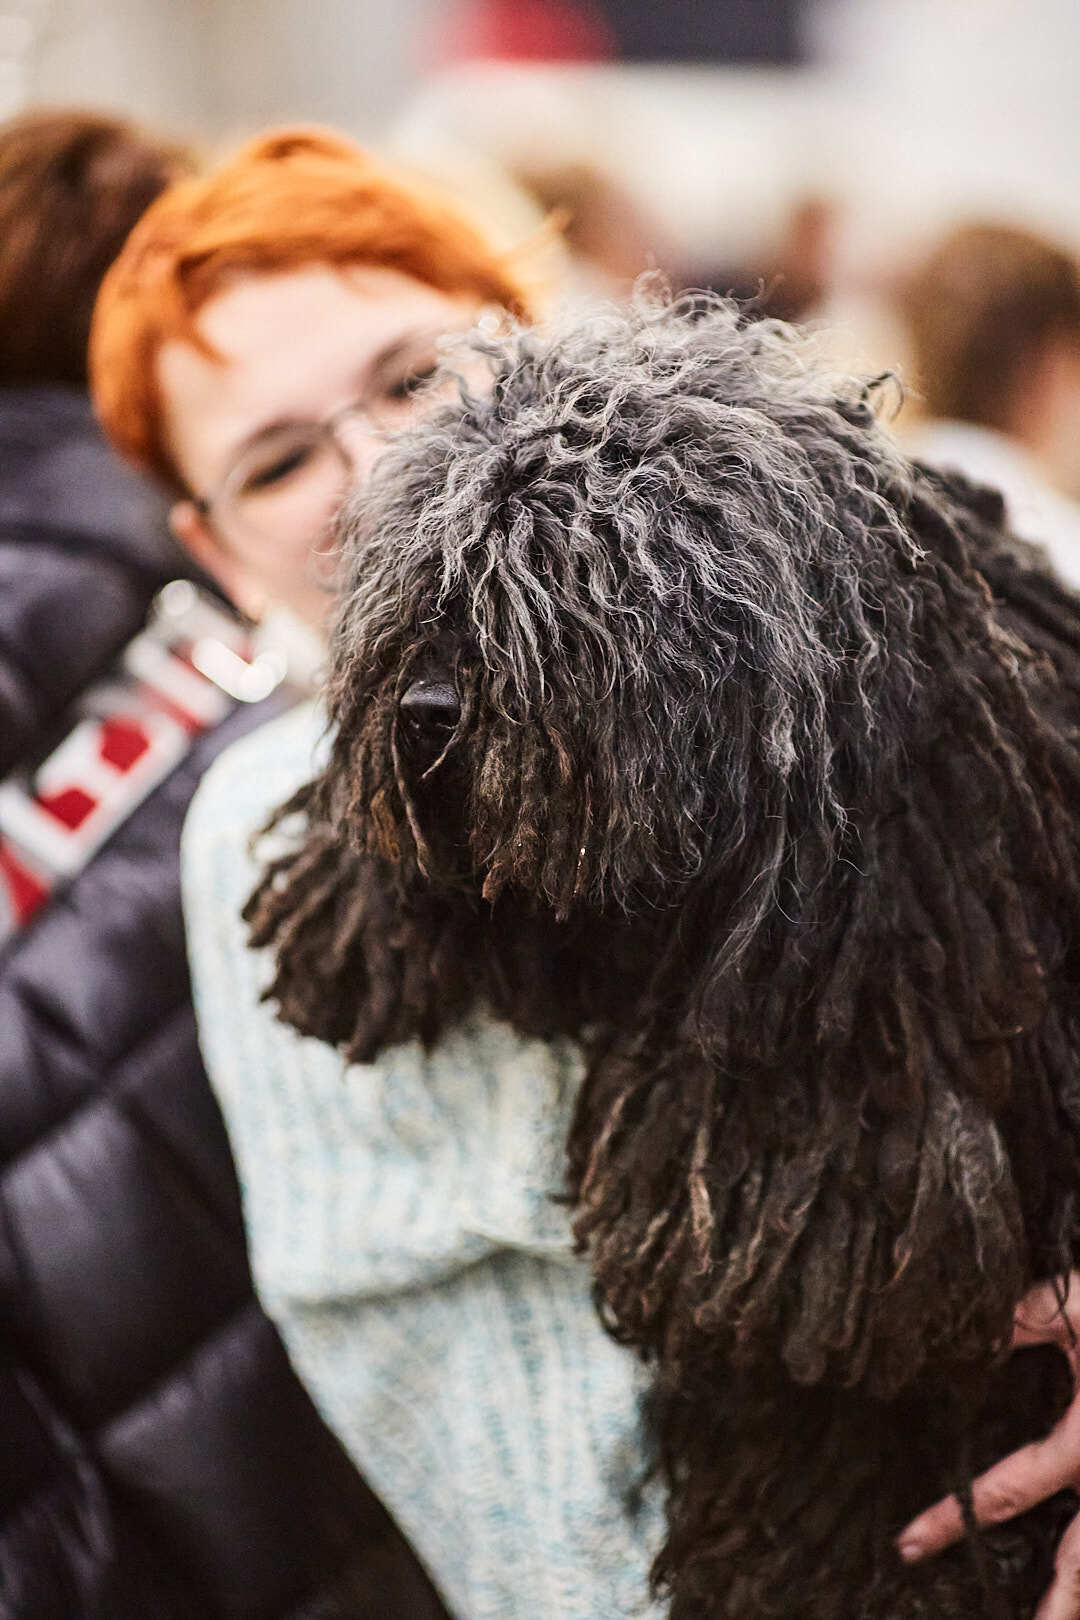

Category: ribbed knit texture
[181, 701, 665, 1620]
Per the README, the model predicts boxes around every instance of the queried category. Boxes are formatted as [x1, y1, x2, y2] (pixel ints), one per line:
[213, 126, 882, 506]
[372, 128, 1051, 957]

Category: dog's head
[319, 298, 929, 935]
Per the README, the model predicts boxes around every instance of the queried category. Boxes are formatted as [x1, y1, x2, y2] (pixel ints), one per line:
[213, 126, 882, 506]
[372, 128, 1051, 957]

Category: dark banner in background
[441, 0, 812, 69]
[593, 0, 808, 66]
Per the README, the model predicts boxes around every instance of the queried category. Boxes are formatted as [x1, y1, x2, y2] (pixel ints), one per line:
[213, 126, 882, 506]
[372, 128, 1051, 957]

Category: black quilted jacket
[0, 389, 448, 1620]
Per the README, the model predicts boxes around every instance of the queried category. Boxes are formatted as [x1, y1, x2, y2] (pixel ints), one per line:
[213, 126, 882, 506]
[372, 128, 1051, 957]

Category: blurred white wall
[7, 0, 438, 142]
[814, 0, 1080, 266]
[203, 0, 438, 145]
[7, 0, 211, 129]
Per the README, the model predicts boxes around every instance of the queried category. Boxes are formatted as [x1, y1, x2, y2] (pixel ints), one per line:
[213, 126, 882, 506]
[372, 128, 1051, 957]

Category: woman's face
[158, 263, 481, 626]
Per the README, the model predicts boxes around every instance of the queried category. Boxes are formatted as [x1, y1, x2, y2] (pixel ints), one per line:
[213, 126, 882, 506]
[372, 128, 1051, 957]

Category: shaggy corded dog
[247, 298, 1080, 1618]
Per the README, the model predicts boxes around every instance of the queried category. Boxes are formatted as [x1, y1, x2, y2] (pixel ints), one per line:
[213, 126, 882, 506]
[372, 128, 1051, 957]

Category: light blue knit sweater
[181, 701, 665, 1620]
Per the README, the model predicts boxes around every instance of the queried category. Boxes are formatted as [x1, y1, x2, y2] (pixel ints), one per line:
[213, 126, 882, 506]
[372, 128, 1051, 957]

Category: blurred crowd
[1, 1, 1080, 1616]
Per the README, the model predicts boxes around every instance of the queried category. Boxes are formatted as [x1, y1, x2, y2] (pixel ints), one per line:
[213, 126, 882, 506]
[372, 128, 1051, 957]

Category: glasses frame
[191, 399, 369, 545]
[188, 311, 501, 545]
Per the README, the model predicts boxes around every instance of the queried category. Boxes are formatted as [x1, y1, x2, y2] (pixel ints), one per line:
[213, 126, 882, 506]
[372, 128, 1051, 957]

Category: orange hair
[90, 127, 534, 489]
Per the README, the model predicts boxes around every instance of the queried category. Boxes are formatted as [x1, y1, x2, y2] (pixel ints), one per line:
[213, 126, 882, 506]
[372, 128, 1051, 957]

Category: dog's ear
[244, 786, 474, 1060]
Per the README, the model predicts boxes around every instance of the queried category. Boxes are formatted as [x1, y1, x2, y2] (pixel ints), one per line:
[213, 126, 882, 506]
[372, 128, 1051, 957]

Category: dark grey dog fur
[248, 296, 1080, 1619]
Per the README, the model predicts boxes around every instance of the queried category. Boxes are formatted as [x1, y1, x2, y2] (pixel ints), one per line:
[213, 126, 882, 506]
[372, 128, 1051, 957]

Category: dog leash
[0, 580, 299, 947]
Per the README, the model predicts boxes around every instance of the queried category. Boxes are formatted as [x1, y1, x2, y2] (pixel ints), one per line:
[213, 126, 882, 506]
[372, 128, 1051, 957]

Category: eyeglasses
[192, 334, 460, 550]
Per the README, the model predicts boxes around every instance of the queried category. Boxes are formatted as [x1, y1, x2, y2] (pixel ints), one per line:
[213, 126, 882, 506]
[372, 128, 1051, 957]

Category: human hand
[897, 1275, 1080, 1620]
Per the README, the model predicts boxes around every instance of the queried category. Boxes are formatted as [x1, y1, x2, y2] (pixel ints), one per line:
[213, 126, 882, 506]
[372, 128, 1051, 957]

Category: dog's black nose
[400, 679, 461, 731]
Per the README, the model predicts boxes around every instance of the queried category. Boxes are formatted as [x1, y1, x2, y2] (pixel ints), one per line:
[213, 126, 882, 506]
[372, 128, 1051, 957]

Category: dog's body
[249, 300, 1080, 1618]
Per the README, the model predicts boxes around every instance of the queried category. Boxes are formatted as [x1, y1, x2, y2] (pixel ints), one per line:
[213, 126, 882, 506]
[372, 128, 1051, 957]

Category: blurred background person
[0, 108, 532, 1620]
[0, 109, 190, 770]
[898, 222, 1080, 588]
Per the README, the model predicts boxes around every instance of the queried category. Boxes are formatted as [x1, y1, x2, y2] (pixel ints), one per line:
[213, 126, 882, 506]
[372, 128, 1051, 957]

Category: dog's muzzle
[399, 678, 461, 738]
